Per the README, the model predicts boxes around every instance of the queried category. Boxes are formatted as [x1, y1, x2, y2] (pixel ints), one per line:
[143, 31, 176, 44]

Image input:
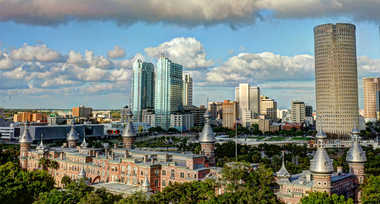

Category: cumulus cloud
[0, 52, 14, 70]
[145, 37, 213, 68]
[358, 56, 380, 76]
[206, 52, 314, 84]
[11, 44, 63, 62]
[108, 46, 126, 59]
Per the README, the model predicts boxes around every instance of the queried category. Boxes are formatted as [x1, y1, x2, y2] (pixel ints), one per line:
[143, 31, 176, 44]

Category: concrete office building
[305, 105, 313, 117]
[235, 84, 260, 118]
[72, 105, 93, 118]
[131, 59, 155, 122]
[154, 57, 183, 130]
[182, 73, 193, 106]
[314, 23, 359, 137]
[208, 102, 223, 120]
[291, 101, 305, 123]
[363, 78, 380, 122]
[260, 96, 277, 121]
[222, 100, 239, 129]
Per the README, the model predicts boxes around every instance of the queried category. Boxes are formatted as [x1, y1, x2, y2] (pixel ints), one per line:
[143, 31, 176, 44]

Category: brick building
[19, 111, 217, 195]
[275, 126, 366, 203]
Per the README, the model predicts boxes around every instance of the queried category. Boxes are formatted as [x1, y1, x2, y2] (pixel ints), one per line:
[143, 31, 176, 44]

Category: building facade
[182, 73, 193, 106]
[305, 105, 313, 117]
[154, 56, 183, 130]
[275, 127, 366, 204]
[222, 100, 239, 129]
[314, 23, 359, 137]
[132, 59, 155, 122]
[291, 101, 306, 123]
[363, 77, 380, 122]
[235, 84, 260, 119]
[20, 112, 216, 196]
[260, 96, 277, 121]
[72, 105, 93, 118]
[170, 113, 194, 131]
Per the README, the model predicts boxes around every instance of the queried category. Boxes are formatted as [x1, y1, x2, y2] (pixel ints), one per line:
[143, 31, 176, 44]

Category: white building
[170, 113, 194, 131]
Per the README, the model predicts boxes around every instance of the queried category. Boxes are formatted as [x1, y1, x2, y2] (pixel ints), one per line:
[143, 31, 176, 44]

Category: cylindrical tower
[310, 128, 334, 194]
[199, 111, 216, 166]
[67, 125, 79, 148]
[314, 23, 359, 138]
[122, 110, 136, 149]
[19, 124, 33, 169]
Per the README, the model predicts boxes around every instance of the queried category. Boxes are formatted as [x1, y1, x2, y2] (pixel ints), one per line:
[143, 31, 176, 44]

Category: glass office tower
[154, 56, 183, 130]
[131, 59, 154, 122]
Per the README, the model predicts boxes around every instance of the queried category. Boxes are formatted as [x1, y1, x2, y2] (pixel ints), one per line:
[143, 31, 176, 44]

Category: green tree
[361, 175, 380, 204]
[117, 191, 149, 204]
[0, 162, 55, 204]
[301, 192, 353, 204]
[150, 180, 216, 203]
[61, 175, 72, 187]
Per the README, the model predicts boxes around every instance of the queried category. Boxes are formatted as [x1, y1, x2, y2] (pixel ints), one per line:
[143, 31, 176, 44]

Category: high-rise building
[183, 73, 193, 106]
[291, 101, 305, 123]
[235, 84, 260, 118]
[260, 96, 277, 121]
[314, 23, 359, 137]
[131, 59, 155, 122]
[305, 105, 313, 117]
[72, 105, 92, 118]
[208, 102, 223, 120]
[363, 78, 380, 122]
[154, 56, 183, 130]
[222, 100, 239, 129]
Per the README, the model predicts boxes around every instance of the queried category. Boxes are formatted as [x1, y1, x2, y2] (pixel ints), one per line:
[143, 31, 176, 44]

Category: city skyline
[1, 2, 380, 109]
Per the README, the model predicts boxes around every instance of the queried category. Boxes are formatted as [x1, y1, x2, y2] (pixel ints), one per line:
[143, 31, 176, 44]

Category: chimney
[95, 152, 99, 158]
[337, 166, 343, 174]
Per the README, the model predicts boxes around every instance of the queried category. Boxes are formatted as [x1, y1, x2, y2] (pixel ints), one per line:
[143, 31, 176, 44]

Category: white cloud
[108, 46, 126, 59]
[67, 50, 85, 65]
[84, 50, 113, 69]
[358, 56, 380, 77]
[206, 52, 314, 84]
[11, 44, 63, 62]
[145, 37, 213, 68]
[2, 67, 27, 79]
[0, 52, 14, 70]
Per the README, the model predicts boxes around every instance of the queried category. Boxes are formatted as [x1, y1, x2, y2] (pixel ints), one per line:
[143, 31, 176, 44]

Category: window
[155, 180, 158, 187]
[162, 180, 166, 186]
[171, 169, 175, 178]
[180, 172, 184, 178]
[162, 170, 166, 176]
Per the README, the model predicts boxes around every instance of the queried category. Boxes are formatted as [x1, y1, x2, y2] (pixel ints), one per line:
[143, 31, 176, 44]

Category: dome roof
[19, 124, 33, 144]
[79, 167, 86, 179]
[122, 110, 136, 138]
[310, 125, 333, 174]
[67, 126, 79, 141]
[351, 125, 360, 135]
[199, 111, 215, 143]
[346, 129, 366, 163]
[310, 148, 334, 174]
[315, 127, 327, 139]
[142, 175, 152, 192]
[276, 152, 290, 178]
[80, 136, 88, 148]
[36, 134, 48, 152]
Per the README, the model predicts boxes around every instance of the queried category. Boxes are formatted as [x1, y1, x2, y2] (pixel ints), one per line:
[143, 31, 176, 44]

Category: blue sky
[0, 1, 380, 109]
